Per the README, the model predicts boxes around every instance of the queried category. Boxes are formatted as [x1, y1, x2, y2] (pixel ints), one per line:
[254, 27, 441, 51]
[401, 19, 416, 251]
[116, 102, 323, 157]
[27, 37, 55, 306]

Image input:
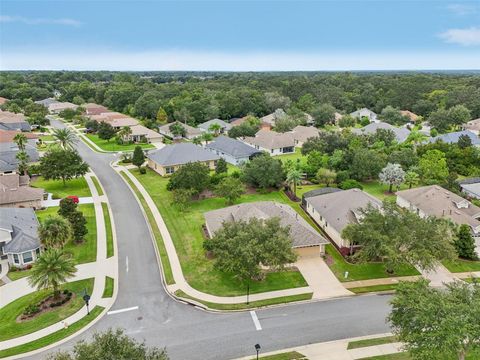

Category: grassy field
[102, 276, 114, 298]
[175, 290, 312, 310]
[90, 176, 104, 196]
[442, 259, 480, 273]
[102, 203, 114, 258]
[0, 278, 94, 341]
[31, 176, 91, 199]
[0, 306, 103, 359]
[326, 245, 419, 282]
[130, 168, 308, 296]
[348, 336, 398, 350]
[36, 204, 97, 264]
[86, 134, 154, 151]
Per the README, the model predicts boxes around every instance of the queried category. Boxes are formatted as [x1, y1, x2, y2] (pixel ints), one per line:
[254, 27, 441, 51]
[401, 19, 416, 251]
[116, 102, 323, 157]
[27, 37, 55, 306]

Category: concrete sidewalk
[42, 196, 95, 208]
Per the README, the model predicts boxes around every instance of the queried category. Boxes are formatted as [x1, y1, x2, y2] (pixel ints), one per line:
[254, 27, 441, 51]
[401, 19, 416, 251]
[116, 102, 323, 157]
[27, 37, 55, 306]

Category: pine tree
[132, 146, 145, 169]
[454, 224, 478, 260]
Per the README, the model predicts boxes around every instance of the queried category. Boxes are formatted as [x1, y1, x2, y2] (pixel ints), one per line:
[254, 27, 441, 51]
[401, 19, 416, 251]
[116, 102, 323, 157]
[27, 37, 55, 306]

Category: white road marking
[250, 311, 262, 331]
[107, 306, 139, 315]
[126, 256, 129, 273]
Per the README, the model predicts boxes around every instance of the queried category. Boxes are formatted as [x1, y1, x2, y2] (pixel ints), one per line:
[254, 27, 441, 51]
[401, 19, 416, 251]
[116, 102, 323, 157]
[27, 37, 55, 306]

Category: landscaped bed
[0, 278, 94, 341]
[85, 134, 154, 151]
[130, 168, 308, 296]
[31, 176, 92, 199]
[442, 258, 480, 273]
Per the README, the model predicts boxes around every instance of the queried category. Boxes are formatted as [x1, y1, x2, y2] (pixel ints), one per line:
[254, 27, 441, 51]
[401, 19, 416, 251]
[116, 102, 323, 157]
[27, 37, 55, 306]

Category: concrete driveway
[294, 251, 352, 299]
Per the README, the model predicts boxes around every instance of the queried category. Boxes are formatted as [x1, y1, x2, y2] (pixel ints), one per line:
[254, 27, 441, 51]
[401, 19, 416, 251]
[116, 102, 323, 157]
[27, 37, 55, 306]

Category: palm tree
[202, 132, 213, 144]
[13, 133, 27, 151]
[286, 168, 302, 197]
[208, 123, 222, 136]
[117, 126, 132, 142]
[39, 215, 72, 249]
[52, 128, 77, 149]
[16, 151, 30, 175]
[405, 171, 420, 189]
[406, 131, 427, 149]
[192, 136, 202, 145]
[28, 249, 77, 299]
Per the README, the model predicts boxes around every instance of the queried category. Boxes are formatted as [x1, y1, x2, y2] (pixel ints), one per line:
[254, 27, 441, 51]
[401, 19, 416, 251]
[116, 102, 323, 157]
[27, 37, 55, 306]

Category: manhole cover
[137, 316, 143, 321]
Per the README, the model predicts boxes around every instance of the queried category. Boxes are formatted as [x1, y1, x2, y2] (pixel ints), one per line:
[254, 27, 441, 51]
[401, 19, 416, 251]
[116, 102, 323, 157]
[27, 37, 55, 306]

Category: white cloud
[0, 15, 82, 27]
[1, 49, 479, 71]
[439, 27, 480, 46]
[447, 4, 478, 16]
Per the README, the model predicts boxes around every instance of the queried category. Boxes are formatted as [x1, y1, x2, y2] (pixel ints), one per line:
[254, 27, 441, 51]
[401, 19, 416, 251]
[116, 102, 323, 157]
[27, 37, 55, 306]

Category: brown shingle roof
[243, 129, 295, 150]
[0, 174, 44, 206]
[0, 130, 38, 143]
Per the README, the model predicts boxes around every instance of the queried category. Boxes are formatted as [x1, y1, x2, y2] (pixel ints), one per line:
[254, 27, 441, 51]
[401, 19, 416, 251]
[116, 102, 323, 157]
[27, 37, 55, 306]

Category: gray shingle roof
[352, 121, 410, 143]
[198, 119, 232, 132]
[428, 130, 480, 146]
[302, 187, 342, 200]
[1, 208, 40, 254]
[0, 140, 39, 172]
[305, 188, 382, 235]
[147, 143, 220, 167]
[204, 201, 329, 248]
[206, 136, 262, 159]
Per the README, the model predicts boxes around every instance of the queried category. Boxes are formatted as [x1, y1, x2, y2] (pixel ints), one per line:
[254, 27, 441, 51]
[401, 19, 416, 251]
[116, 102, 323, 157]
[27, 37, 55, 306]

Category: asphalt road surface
[27, 120, 392, 360]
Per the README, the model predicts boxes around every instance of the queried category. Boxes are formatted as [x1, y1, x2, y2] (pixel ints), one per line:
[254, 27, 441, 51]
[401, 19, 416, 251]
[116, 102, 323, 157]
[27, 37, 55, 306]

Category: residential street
[25, 119, 392, 360]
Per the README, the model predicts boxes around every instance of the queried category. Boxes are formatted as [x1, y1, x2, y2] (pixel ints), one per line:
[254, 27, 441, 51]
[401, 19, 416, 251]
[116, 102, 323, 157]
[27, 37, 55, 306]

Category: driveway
[294, 250, 352, 299]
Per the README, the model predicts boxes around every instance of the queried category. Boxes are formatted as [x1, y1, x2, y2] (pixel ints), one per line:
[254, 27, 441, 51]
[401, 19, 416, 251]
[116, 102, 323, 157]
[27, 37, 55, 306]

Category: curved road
[30, 120, 392, 360]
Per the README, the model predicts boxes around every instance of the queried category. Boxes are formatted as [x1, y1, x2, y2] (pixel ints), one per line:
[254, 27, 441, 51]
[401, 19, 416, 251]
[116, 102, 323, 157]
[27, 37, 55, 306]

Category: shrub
[139, 167, 147, 174]
[24, 304, 40, 316]
[339, 179, 363, 190]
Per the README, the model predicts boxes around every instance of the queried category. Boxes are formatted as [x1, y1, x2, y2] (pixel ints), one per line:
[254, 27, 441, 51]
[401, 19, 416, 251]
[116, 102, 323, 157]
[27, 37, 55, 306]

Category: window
[13, 253, 19, 264]
[166, 167, 175, 174]
[22, 251, 33, 263]
[36, 248, 40, 256]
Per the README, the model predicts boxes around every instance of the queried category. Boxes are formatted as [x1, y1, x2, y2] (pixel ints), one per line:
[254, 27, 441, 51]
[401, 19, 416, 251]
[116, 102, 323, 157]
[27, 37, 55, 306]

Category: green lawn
[102, 203, 114, 258]
[102, 276, 114, 298]
[90, 176, 104, 196]
[7, 269, 32, 281]
[349, 284, 400, 294]
[276, 147, 306, 165]
[36, 204, 97, 264]
[0, 278, 94, 341]
[31, 176, 91, 199]
[130, 168, 308, 296]
[326, 245, 419, 282]
[86, 134, 154, 151]
[0, 306, 103, 359]
[359, 353, 410, 360]
[257, 351, 307, 360]
[175, 290, 312, 310]
[348, 336, 398, 350]
[39, 135, 55, 141]
[442, 259, 480, 273]
[360, 180, 410, 201]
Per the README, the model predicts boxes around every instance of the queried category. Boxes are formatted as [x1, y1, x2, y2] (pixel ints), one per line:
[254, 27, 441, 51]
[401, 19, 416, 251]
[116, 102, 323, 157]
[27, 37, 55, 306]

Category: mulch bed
[17, 292, 75, 323]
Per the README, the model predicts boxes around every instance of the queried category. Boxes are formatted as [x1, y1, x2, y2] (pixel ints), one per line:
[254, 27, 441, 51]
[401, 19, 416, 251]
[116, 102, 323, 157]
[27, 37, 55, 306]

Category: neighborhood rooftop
[147, 142, 219, 167]
[243, 129, 295, 150]
[206, 135, 261, 158]
[428, 130, 480, 145]
[0, 207, 40, 254]
[352, 121, 411, 143]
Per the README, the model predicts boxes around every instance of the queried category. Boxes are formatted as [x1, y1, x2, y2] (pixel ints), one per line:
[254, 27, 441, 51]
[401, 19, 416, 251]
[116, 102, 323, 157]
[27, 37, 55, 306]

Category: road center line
[126, 256, 129, 273]
[250, 311, 262, 331]
[107, 306, 139, 315]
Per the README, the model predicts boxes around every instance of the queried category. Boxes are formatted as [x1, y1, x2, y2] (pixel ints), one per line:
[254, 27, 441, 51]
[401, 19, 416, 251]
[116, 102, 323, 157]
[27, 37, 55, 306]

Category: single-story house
[0, 130, 38, 143]
[0, 111, 31, 132]
[205, 135, 262, 165]
[204, 201, 329, 257]
[304, 188, 382, 250]
[229, 116, 249, 127]
[464, 118, 480, 135]
[0, 140, 39, 174]
[260, 109, 286, 130]
[396, 186, 480, 240]
[400, 110, 419, 123]
[301, 187, 342, 207]
[0, 207, 41, 268]
[89, 111, 131, 121]
[127, 125, 163, 144]
[47, 102, 78, 114]
[147, 142, 220, 176]
[83, 103, 109, 116]
[0, 174, 44, 208]
[350, 108, 378, 123]
[158, 121, 204, 140]
[352, 121, 411, 143]
[459, 178, 480, 199]
[289, 125, 320, 147]
[243, 129, 295, 156]
[198, 119, 232, 134]
[35, 98, 60, 108]
[428, 130, 480, 146]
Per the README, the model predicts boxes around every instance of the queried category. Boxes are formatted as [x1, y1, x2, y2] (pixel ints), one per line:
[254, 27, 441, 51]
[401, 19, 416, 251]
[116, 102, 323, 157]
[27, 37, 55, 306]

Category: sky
[1, 0, 480, 71]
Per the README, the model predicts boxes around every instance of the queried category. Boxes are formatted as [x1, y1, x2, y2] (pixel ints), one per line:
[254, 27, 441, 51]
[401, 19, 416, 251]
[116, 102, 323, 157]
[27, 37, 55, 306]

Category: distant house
[47, 102, 78, 114]
[83, 103, 109, 116]
[0, 130, 38, 143]
[204, 201, 329, 257]
[428, 130, 480, 146]
[350, 108, 378, 123]
[0, 111, 31, 132]
[304, 188, 382, 250]
[400, 110, 419, 123]
[158, 121, 203, 140]
[0, 140, 39, 174]
[229, 116, 250, 127]
[243, 129, 295, 156]
[205, 135, 262, 165]
[198, 119, 232, 134]
[35, 98, 60, 108]
[464, 118, 480, 135]
[259, 109, 286, 130]
[459, 178, 480, 200]
[147, 143, 220, 176]
[289, 125, 320, 147]
[0, 174, 44, 208]
[352, 121, 411, 143]
[0, 207, 41, 268]
[127, 125, 163, 144]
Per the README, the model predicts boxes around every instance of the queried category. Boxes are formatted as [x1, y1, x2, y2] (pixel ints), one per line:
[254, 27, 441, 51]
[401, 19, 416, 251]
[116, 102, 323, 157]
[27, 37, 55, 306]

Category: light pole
[246, 282, 250, 305]
[82, 288, 91, 315]
[255, 343, 261, 360]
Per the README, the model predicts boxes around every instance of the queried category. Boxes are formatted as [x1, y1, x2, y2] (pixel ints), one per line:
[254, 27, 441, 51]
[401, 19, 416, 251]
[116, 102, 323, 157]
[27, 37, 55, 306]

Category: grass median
[102, 202, 114, 258]
[102, 276, 114, 298]
[90, 176, 104, 196]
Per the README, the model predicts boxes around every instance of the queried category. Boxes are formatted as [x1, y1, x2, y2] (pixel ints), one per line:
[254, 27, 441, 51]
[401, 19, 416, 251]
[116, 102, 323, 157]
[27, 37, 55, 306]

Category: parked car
[66, 195, 79, 204]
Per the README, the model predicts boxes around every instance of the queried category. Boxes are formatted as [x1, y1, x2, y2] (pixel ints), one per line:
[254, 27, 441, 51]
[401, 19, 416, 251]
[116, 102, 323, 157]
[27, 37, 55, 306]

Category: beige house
[147, 143, 219, 176]
[0, 174, 44, 208]
[464, 118, 480, 135]
[204, 201, 329, 257]
[304, 188, 381, 250]
[289, 125, 320, 147]
[127, 125, 163, 144]
[158, 121, 203, 140]
[48, 102, 78, 114]
[243, 129, 295, 156]
[83, 103, 109, 116]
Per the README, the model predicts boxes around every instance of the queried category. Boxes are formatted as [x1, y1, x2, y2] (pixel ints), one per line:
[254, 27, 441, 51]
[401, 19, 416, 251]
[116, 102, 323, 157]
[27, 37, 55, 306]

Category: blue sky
[1, 0, 479, 70]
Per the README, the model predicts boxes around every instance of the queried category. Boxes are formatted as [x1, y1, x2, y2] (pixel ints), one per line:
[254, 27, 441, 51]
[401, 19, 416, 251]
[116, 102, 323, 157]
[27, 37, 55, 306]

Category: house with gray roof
[205, 136, 262, 165]
[0, 111, 31, 132]
[350, 108, 378, 123]
[198, 119, 232, 134]
[352, 121, 411, 143]
[158, 121, 203, 140]
[301, 187, 342, 207]
[459, 178, 480, 199]
[428, 130, 480, 146]
[0, 208, 41, 268]
[242, 129, 295, 156]
[204, 201, 329, 256]
[304, 188, 382, 250]
[0, 140, 39, 174]
[147, 142, 220, 176]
